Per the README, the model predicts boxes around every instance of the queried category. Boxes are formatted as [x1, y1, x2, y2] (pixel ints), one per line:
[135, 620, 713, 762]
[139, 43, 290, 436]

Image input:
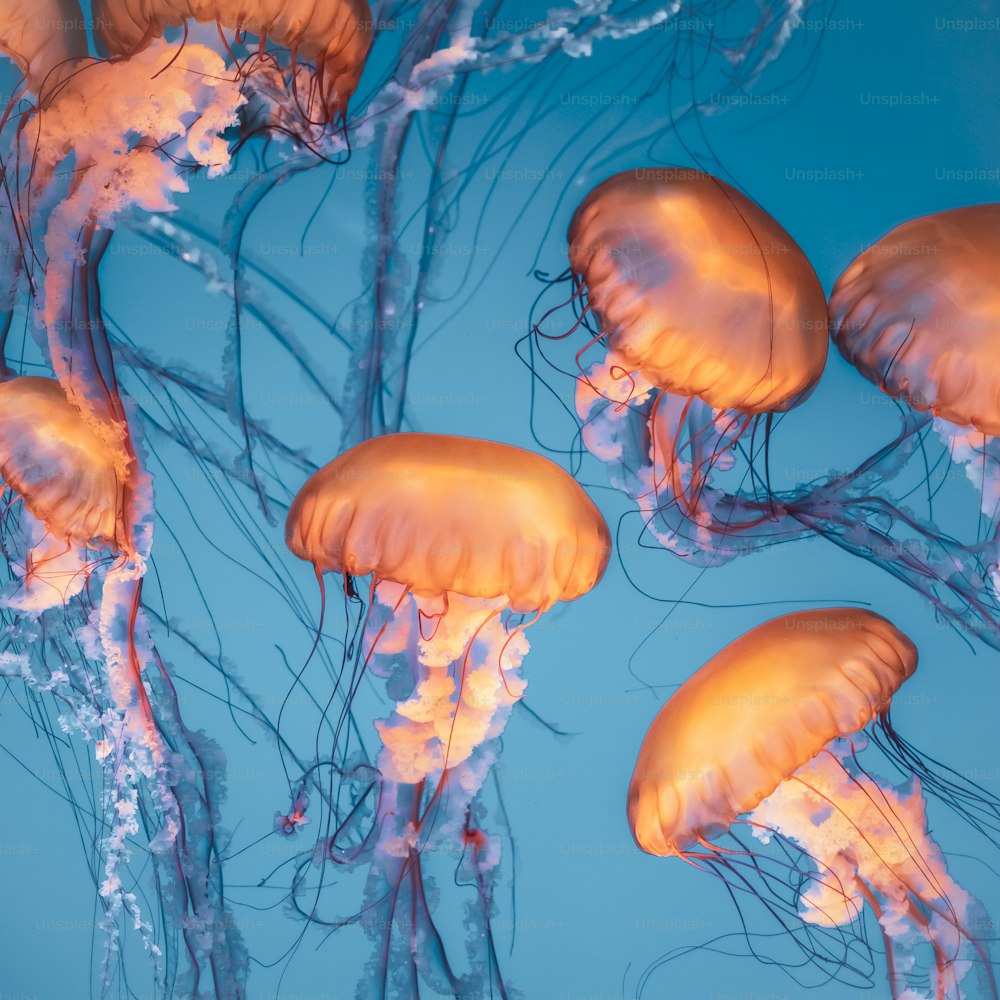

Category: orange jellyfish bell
[628, 608, 916, 857]
[0, 376, 121, 547]
[286, 433, 611, 613]
[830, 203, 1000, 435]
[626, 609, 1000, 999]
[568, 167, 829, 413]
[92, 0, 372, 120]
[0, 0, 90, 101]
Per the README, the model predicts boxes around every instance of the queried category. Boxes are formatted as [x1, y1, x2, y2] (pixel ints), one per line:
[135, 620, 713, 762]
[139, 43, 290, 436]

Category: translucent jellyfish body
[285, 432, 609, 997]
[0, 376, 120, 608]
[832, 204, 1000, 602]
[629, 609, 997, 1000]
[566, 167, 827, 552]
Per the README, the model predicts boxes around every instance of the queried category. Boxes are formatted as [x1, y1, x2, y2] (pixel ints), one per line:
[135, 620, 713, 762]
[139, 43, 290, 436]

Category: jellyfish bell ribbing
[92, 0, 372, 120]
[830, 203, 1000, 436]
[0, 0, 89, 101]
[0, 376, 122, 611]
[627, 608, 917, 857]
[0, 377, 121, 548]
[568, 168, 829, 414]
[285, 432, 611, 614]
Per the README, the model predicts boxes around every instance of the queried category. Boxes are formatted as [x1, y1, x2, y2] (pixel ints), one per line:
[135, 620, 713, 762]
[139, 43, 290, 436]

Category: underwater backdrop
[1, 1, 1000, 998]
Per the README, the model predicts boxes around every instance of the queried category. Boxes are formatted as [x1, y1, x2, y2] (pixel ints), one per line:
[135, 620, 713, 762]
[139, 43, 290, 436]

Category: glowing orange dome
[627, 608, 916, 856]
[831, 204, 1000, 435]
[286, 433, 611, 613]
[569, 168, 828, 413]
[0, 377, 120, 546]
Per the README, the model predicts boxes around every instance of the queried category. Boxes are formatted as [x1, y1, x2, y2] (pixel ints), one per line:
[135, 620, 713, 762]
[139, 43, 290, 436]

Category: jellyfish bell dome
[0, 377, 121, 548]
[92, 0, 373, 121]
[286, 433, 611, 614]
[830, 203, 1000, 436]
[568, 167, 829, 414]
[0, 0, 90, 101]
[627, 607, 917, 857]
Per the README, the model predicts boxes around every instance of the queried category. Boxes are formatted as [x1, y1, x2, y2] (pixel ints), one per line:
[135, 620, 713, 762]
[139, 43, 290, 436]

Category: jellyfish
[0, 375, 124, 612]
[831, 204, 1000, 594]
[91, 0, 373, 142]
[283, 432, 610, 997]
[0, 374, 249, 996]
[628, 608, 999, 999]
[539, 166, 828, 557]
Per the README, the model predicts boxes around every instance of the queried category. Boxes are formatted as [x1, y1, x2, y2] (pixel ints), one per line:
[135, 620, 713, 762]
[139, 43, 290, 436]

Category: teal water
[2, 3, 1000, 998]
